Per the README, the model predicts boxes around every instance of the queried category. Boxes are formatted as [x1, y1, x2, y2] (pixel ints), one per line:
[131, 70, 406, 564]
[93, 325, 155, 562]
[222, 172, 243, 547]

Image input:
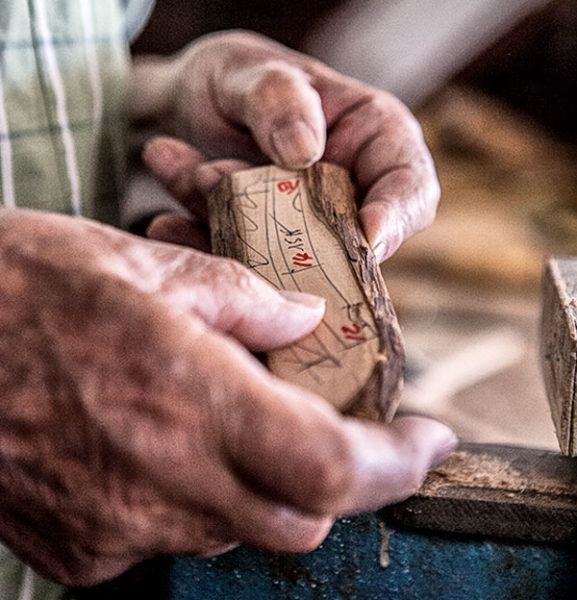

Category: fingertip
[392, 414, 458, 468]
[241, 290, 325, 351]
[325, 415, 457, 513]
[270, 119, 325, 170]
[142, 137, 203, 181]
[358, 203, 403, 262]
[146, 214, 211, 252]
[222, 60, 327, 169]
[278, 289, 326, 311]
[195, 159, 254, 196]
[274, 290, 326, 333]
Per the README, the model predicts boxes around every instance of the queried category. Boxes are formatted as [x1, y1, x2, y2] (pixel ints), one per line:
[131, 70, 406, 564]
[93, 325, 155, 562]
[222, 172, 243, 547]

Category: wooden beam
[387, 442, 577, 543]
[541, 256, 577, 456]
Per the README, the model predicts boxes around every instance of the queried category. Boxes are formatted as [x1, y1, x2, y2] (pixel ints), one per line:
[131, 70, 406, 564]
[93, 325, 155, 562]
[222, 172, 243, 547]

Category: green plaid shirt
[0, 0, 154, 597]
[0, 0, 153, 221]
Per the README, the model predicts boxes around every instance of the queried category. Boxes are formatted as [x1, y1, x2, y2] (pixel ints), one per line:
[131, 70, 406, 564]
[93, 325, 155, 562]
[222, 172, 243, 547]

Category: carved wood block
[541, 256, 577, 456]
[208, 163, 404, 421]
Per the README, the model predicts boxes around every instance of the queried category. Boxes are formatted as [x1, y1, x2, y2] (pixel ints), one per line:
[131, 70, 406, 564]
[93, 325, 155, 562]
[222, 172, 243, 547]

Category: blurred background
[133, 0, 577, 451]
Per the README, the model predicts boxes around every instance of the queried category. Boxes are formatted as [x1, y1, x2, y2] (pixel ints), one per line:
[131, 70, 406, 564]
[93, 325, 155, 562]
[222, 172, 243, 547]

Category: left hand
[131, 31, 440, 261]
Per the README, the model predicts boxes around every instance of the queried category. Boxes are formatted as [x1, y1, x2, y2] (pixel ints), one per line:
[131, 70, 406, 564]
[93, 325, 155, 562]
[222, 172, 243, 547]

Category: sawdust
[378, 520, 391, 569]
[421, 451, 575, 498]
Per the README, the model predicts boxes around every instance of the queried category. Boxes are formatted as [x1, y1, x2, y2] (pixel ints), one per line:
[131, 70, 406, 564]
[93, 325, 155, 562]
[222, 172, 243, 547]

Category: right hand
[0, 209, 456, 586]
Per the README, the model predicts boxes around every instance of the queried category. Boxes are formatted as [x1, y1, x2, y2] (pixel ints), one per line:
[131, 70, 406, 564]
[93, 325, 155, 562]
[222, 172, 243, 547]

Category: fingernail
[143, 139, 179, 178]
[372, 241, 387, 263]
[271, 120, 322, 169]
[279, 289, 326, 310]
[431, 429, 459, 467]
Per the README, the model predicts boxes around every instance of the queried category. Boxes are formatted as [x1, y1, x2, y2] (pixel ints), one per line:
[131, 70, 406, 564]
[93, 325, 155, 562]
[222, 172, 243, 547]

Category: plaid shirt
[0, 1, 153, 598]
[0, 0, 152, 222]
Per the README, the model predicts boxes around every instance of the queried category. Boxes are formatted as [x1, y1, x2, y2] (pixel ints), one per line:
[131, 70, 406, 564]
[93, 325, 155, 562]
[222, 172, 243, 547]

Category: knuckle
[302, 433, 357, 510]
[254, 61, 303, 91]
[201, 257, 270, 326]
[259, 508, 333, 553]
[365, 91, 430, 157]
[380, 92, 422, 135]
[204, 257, 258, 296]
[365, 91, 414, 127]
[293, 524, 331, 553]
[65, 561, 104, 587]
[45, 549, 109, 587]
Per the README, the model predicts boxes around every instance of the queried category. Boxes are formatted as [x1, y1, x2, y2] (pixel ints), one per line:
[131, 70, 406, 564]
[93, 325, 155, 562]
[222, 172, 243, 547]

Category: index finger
[312, 68, 440, 261]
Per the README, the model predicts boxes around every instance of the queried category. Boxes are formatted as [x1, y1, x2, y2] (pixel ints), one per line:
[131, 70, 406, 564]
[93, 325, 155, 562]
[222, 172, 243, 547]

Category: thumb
[143, 245, 326, 351]
[215, 59, 326, 169]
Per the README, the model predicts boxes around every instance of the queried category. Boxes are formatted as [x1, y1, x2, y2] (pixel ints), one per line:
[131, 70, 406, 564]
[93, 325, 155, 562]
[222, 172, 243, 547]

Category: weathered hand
[0, 210, 455, 586]
[133, 31, 440, 261]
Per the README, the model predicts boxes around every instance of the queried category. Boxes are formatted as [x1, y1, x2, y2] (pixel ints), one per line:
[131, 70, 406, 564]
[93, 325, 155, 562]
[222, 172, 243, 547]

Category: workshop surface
[169, 514, 577, 600]
[77, 444, 577, 600]
[166, 443, 577, 600]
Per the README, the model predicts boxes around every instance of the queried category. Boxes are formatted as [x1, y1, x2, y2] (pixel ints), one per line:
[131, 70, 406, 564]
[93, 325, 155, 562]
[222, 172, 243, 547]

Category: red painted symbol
[277, 180, 299, 194]
[292, 252, 313, 267]
[341, 323, 366, 341]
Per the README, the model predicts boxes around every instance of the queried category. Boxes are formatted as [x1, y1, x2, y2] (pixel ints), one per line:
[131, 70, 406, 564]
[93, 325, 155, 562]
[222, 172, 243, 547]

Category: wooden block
[208, 162, 404, 421]
[387, 442, 577, 544]
[541, 256, 577, 456]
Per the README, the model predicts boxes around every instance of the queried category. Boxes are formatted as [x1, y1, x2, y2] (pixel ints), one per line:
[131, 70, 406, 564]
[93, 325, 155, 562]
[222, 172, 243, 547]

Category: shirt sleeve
[0, 544, 67, 600]
[123, 0, 156, 41]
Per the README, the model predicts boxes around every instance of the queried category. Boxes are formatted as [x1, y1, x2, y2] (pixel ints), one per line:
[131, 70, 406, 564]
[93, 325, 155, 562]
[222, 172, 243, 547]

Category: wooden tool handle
[208, 162, 404, 421]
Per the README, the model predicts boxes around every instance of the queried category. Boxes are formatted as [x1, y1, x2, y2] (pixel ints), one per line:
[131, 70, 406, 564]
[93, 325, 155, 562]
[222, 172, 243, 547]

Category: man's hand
[0, 209, 455, 586]
[131, 31, 440, 261]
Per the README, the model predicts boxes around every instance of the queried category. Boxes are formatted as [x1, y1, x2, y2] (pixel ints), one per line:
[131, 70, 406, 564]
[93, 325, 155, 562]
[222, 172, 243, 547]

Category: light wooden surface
[209, 163, 404, 420]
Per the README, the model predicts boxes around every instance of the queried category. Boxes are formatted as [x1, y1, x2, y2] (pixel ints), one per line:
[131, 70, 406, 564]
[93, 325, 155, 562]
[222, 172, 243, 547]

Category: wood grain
[208, 162, 404, 421]
[541, 256, 577, 456]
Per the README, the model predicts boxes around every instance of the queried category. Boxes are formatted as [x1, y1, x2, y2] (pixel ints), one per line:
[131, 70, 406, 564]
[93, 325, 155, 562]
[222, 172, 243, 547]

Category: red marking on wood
[341, 323, 367, 341]
[277, 180, 299, 194]
[292, 252, 313, 267]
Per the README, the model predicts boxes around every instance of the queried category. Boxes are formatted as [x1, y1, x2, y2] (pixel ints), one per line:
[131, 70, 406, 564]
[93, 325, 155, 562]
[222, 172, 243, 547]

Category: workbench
[76, 443, 577, 600]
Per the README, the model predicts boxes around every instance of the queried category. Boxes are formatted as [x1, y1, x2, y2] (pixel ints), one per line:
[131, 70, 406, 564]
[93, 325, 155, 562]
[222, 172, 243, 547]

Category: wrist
[128, 54, 181, 124]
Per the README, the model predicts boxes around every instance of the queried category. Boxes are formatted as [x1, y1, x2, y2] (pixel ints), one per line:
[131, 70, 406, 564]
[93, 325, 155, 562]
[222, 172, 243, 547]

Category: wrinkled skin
[0, 30, 455, 588]
[132, 31, 440, 261]
[0, 210, 455, 586]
